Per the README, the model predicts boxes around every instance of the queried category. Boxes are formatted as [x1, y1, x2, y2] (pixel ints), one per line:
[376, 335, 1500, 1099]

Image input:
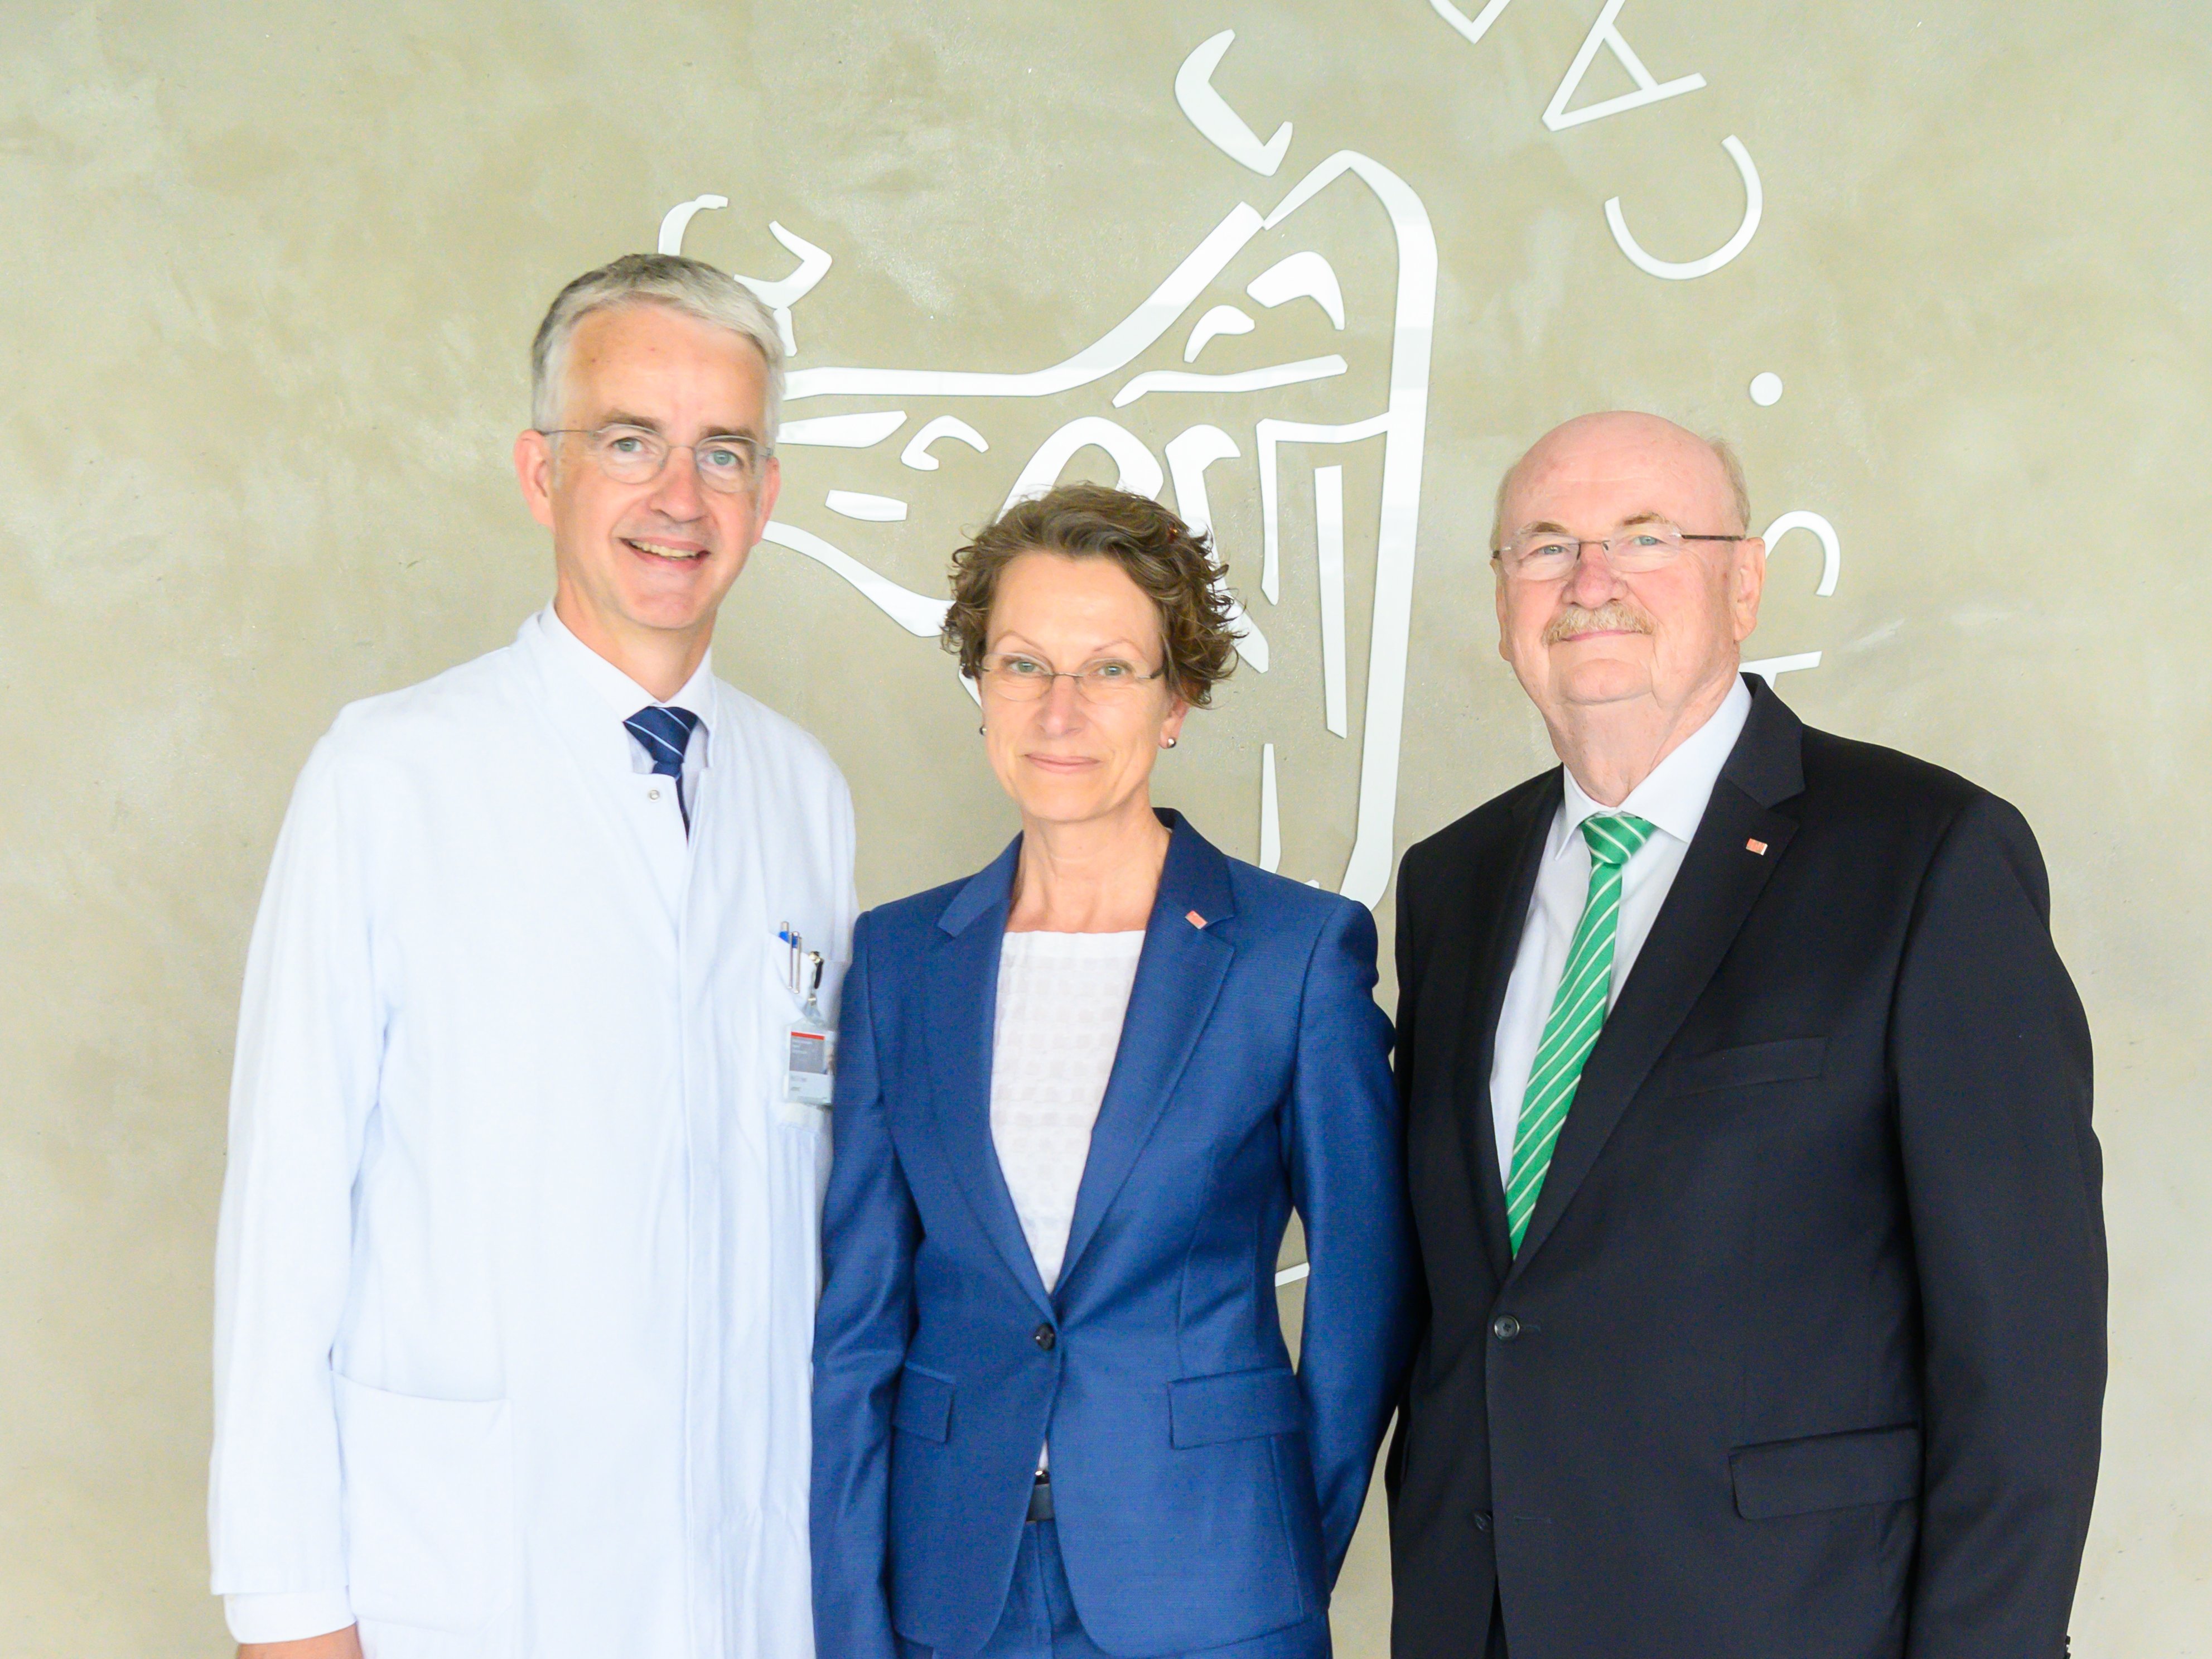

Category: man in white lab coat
[209, 254, 856, 1659]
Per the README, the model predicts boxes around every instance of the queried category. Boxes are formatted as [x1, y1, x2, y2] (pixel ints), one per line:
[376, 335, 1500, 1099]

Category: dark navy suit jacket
[1388, 682, 2105, 1659]
[812, 813, 1419, 1658]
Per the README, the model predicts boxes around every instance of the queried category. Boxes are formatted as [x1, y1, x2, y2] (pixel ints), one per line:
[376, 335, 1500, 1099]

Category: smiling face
[514, 301, 781, 675]
[981, 551, 1189, 832]
[1494, 411, 1765, 732]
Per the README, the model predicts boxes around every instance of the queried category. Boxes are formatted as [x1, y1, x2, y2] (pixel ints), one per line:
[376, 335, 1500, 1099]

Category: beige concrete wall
[2, 1, 2205, 1651]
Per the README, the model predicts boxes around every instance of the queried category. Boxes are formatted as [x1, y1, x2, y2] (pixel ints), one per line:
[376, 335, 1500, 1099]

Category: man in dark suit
[1388, 411, 2105, 1659]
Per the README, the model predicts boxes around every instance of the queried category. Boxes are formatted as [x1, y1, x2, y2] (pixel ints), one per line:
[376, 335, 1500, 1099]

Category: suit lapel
[1509, 682, 1806, 1272]
[1452, 778, 1556, 1285]
[1056, 814, 1236, 1291]
[924, 837, 1056, 1317]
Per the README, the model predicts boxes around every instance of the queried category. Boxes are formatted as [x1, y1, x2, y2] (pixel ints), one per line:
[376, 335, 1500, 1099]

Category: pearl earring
[1162, 735, 1179, 749]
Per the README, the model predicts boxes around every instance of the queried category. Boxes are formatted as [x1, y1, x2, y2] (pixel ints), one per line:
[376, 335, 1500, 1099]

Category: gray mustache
[1544, 601, 1655, 645]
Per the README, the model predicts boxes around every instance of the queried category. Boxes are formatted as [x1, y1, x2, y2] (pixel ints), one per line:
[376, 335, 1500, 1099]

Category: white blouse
[990, 929, 1147, 1292]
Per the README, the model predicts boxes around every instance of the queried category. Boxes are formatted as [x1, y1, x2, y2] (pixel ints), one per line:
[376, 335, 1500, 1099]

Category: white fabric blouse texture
[989, 929, 1147, 1293]
[991, 928, 1144, 1477]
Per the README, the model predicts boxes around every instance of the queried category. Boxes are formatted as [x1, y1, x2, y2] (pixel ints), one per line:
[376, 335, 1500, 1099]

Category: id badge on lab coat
[784, 998, 836, 1107]
[777, 932, 836, 1110]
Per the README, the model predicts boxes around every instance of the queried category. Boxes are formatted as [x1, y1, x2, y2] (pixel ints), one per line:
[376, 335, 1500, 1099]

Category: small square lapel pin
[1745, 838, 1769, 856]
[1185, 909, 1209, 929]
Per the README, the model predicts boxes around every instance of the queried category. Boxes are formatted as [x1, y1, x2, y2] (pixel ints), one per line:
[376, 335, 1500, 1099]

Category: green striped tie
[1505, 812, 1657, 1253]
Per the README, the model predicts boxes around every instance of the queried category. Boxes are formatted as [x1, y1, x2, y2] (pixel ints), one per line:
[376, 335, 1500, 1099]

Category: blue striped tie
[625, 705, 701, 833]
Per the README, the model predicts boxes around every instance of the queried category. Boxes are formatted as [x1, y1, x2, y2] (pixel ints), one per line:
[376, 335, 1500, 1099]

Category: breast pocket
[334, 1376, 514, 1636]
[1673, 1037, 1828, 1096]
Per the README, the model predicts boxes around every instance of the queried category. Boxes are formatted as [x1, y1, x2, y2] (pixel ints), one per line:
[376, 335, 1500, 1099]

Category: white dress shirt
[1487, 678, 1752, 1181]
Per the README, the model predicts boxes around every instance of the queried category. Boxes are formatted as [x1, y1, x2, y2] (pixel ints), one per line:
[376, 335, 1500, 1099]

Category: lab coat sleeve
[810, 914, 917, 1659]
[208, 729, 385, 1629]
[1285, 896, 1421, 1581]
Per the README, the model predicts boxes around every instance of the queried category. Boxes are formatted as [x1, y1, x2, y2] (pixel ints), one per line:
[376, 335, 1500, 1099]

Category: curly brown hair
[941, 483, 1240, 706]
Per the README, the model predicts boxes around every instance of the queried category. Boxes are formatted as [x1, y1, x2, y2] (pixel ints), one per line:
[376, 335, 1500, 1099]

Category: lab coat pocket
[334, 1375, 515, 1636]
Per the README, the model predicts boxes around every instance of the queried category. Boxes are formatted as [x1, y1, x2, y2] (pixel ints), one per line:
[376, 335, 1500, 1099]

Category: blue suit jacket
[812, 813, 1418, 1658]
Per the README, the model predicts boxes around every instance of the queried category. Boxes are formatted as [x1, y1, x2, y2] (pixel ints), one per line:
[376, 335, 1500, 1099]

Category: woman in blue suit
[813, 483, 1418, 1659]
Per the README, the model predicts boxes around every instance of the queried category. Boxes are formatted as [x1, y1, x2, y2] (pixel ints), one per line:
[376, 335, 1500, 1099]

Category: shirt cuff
[224, 1590, 356, 1644]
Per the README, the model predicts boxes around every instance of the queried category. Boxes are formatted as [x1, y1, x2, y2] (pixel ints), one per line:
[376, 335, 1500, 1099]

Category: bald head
[1486, 409, 1769, 802]
[1491, 412, 1749, 552]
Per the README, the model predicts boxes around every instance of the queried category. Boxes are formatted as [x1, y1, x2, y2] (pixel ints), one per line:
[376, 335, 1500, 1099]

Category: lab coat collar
[510, 616, 712, 927]
[534, 605, 715, 767]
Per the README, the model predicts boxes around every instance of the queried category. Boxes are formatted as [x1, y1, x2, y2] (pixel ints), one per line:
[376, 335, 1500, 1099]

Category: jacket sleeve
[1285, 898, 1423, 1581]
[1893, 795, 2106, 1656]
[207, 733, 381, 1638]
[811, 913, 919, 1659]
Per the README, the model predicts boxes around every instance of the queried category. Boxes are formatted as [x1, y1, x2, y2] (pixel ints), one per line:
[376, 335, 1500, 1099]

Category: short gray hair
[1704, 435, 1752, 536]
[529, 253, 785, 445]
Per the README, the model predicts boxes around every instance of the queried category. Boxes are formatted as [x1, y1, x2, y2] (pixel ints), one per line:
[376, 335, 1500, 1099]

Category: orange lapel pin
[1745, 838, 1769, 856]
[1186, 910, 1208, 928]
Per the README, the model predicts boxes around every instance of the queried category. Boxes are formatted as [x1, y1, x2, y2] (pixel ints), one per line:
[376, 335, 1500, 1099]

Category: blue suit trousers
[896, 1520, 1330, 1659]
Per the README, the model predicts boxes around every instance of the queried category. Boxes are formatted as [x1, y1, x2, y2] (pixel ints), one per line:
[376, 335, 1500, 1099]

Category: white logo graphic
[664, 31, 1431, 907]
[663, 22, 1841, 907]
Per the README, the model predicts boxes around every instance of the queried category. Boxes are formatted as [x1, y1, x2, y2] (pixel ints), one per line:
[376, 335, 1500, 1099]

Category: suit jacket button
[1491, 1315, 1522, 1342]
[1033, 1323, 1057, 1352]
[1473, 1511, 1493, 1532]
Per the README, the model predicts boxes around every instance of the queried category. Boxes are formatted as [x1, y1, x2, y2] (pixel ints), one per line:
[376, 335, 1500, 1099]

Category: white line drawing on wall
[780, 411, 909, 448]
[1163, 425, 1271, 671]
[1761, 510, 1841, 597]
[1315, 466, 1349, 737]
[1426, 0, 1515, 50]
[1247, 251, 1346, 329]
[750, 520, 946, 639]
[656, 196, 832, 356]
[1741, 652, 1822, 686]
[825, 491, 909, 523]
[1741, 509, 1843, 686]
[1175, 30, 1293, 177]
[1185, 305, 1258, 361]
[1421, 0, 1834, 692]
[1421, 4, 1763, 282]
[1113, 355, 1348, 407]
[900, 417, 989, 471]
[1606, 135, 1764, 280]
[664, 34, 1437, 907]
[1543, 0, 1707, 132]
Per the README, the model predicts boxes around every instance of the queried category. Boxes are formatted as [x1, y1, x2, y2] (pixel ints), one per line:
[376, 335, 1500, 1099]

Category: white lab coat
[210, 613, 854, 1659]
